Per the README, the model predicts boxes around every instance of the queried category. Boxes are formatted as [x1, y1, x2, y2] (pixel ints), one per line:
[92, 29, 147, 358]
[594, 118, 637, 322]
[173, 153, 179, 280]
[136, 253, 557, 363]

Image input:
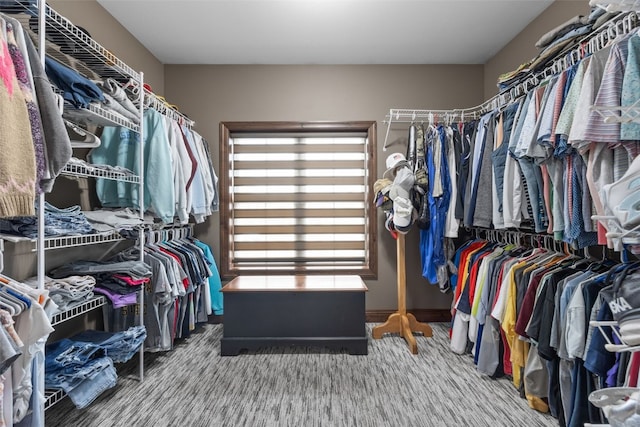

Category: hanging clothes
[449, 232, 639, 426]
[90, 110, 218, 225]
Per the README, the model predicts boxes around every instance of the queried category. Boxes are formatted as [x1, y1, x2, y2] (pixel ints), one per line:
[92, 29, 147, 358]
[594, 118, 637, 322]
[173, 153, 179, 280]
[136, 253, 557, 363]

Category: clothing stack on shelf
[22, 275, 96, 313]
[497, 6, 617, 91]
[0, 202, 95, 238]
[44, 325, 147, 409]
[49, 258, 152, 319]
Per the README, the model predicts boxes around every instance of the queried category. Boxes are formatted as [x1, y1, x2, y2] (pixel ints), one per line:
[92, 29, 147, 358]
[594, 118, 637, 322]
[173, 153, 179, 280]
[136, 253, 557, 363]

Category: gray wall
[164, 64, 484, 311]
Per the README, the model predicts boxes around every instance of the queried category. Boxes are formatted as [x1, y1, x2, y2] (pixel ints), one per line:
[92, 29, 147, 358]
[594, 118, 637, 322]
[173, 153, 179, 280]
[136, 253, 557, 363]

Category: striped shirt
[568, 45, 612, 152]
[584, 33, 632, 144]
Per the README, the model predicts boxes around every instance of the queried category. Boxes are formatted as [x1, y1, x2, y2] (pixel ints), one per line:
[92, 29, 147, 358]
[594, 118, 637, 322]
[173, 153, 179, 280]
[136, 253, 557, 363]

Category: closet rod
[382, 11, 640, 149]
[144, 89, 195, 128]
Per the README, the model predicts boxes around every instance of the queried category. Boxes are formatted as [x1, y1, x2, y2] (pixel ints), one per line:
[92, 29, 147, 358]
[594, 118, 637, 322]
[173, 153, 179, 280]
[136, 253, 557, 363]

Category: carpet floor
[44, 322, 558, 427]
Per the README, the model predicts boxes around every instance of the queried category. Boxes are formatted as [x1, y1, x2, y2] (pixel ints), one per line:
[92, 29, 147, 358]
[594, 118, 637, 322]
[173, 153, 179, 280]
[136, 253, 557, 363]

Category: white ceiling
[97, 0, 554, 65]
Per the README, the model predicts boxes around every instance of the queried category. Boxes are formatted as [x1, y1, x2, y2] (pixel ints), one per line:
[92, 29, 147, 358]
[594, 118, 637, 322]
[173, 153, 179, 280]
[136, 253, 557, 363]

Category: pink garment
[550, 71, 567, 146]
[628, 352, 640, 388]
[112, 274, 149, 286]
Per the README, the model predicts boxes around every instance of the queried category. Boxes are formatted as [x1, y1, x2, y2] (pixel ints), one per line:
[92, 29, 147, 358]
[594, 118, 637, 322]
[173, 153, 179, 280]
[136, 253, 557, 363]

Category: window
[219, 121, 377, 279]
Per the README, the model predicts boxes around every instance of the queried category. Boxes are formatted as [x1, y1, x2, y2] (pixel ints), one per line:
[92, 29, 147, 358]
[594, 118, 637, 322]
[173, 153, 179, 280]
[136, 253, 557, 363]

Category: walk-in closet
[0, 0, 639, 426]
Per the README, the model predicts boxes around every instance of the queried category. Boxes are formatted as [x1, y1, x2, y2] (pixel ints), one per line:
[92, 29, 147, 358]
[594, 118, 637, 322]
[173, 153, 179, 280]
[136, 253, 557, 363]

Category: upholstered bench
[220, 275, 368, 356]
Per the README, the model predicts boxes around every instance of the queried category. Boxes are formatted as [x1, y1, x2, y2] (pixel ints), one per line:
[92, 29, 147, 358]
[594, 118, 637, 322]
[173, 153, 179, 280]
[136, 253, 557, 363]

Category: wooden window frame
[219, 121, 378, 279]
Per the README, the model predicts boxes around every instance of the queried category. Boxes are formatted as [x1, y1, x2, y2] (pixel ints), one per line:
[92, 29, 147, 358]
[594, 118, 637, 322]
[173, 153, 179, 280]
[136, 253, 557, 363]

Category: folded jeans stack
[45, 339, 116, 409]
[0, 202, 95, 238]
[71, 326, 147, 363]
[45, 326, 147, 409]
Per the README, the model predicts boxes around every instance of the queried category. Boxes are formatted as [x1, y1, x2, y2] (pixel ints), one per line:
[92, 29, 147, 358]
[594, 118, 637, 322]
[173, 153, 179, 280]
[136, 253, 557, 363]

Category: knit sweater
[0, 21, 36, 217]
[6, 20, 45, 194]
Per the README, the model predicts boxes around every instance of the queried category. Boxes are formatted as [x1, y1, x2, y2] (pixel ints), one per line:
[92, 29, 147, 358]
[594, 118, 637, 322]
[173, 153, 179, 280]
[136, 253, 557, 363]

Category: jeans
[517, 156, 547, 233]
[45, 339, 112, 409]
[45, 339, 105, 372]
[420, 126, 451, 285]
[72, 326, 147, 363]
[492, 142, 508, 214]
[0, 202, 95, 238]
[66, 362, 117, 409]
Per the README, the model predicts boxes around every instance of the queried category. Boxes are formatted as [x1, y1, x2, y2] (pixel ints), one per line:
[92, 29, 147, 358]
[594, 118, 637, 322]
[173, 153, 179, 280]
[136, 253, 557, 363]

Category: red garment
[491, 260, 509, 311]
[501, 327, 512, 376]
[453, 241, 487, 307]
[467, 251, 492, 310]
[112, 274, 150, 286]
[158, 247, 190, 290]
[178, 126, 198, 190]
[627, 352, 640, 387]
[550, 71, 567, 146]
[514, 269, 548, 337]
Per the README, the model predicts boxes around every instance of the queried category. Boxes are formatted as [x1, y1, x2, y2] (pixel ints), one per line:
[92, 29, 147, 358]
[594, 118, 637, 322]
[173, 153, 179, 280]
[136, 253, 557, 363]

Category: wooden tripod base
[372, 312, 433, 354]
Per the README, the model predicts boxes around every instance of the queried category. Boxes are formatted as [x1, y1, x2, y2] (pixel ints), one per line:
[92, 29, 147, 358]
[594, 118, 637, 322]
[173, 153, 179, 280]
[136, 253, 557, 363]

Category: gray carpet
[44, 323, 557, 427]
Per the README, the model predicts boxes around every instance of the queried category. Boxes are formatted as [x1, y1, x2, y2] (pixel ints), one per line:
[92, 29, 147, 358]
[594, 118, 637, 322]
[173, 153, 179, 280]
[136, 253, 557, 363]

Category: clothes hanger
[0, 276, 32, 308]
[0, 299, 16, 316]
[64, 119, 101, 148]
[0, 290, 24, 315]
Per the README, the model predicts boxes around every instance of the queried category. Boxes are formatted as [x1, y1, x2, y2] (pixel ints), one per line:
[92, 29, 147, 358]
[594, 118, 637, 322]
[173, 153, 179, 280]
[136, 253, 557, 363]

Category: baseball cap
[393, 197, 413, 233]
[383, 152, 410, 180]
[389, 167, 415, 201]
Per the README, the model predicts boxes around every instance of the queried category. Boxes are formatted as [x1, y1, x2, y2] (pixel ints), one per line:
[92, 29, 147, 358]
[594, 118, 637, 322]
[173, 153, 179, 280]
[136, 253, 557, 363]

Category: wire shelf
[44, 389, 66, 411]
[0, 230, 125, 251]
[10, 2, 139, 82]
[49, 84, 140, 132]
[51, 295, 106, 326]
[61, 162, 140, 184]
[44, 231, 125, 250]
[63, 103, 140, 133]
[145, 89, 194, 128]
[39, 4, 140, 82]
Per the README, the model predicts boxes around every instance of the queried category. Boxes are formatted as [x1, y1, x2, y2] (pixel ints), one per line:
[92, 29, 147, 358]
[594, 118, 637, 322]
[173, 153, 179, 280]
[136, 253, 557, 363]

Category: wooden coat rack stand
[372, 234, 433, 354]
